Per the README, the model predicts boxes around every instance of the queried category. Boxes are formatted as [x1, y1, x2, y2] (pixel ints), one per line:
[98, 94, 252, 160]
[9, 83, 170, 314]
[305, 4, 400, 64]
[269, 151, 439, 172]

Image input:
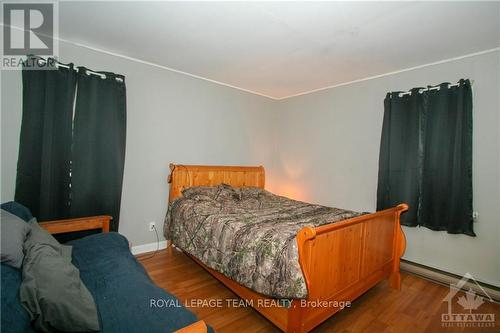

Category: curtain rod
[397, 80, 474, 97]
[32, 57, 123, 82]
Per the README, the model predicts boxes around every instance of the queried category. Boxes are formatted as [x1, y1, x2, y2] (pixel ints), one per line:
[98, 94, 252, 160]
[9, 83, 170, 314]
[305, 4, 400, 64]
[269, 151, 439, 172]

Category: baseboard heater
[400, 259, 500, 303]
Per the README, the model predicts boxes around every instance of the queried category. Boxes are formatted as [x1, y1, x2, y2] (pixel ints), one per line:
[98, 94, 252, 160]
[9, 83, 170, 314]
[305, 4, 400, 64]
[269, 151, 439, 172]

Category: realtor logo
[1, 2, 58, 69]
[441, 272, 495, 328]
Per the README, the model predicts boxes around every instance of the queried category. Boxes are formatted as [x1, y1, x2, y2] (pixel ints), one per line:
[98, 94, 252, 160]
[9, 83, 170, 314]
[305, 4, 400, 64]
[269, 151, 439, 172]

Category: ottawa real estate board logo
[442, 272, 495, 328]
[2, 1, 58, 69]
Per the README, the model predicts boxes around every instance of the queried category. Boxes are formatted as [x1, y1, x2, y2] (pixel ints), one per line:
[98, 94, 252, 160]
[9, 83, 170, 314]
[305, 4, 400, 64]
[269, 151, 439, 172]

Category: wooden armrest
[39, 216, 112, 234]
[174, 321, 207, 333]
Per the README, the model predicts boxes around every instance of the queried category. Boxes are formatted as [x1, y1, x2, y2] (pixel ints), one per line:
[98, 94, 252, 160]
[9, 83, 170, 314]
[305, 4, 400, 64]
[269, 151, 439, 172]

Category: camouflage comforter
[164, 184, 363, 299]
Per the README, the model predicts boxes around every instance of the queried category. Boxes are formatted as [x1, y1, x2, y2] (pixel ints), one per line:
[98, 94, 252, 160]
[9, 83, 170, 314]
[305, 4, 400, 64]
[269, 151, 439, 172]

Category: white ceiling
[57, 1, 500, 99]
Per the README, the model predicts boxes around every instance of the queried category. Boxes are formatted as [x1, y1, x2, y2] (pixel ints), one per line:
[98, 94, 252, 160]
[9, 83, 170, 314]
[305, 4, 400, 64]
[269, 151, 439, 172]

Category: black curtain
[15, 58, 126, 235]
[15, 59, 76, 221]
[377, 79, 474, 236]
[70, 68, 127, 232]
[377, 88, 424, 226]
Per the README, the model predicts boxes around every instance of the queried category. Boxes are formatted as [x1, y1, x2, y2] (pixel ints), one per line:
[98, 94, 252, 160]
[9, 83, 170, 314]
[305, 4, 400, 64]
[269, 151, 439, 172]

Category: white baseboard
[131, 240, 168, 255]
[401, 260, 500, 302]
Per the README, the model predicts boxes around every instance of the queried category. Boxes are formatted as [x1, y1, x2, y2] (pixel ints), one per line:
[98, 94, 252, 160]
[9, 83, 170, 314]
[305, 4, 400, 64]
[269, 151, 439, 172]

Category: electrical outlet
[149, 221, 156, 231]
[472, 211, 479, 220]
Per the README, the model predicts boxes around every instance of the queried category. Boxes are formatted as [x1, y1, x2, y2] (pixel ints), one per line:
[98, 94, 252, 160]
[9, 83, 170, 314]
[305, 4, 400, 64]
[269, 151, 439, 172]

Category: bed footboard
[173, 320, 207, 333]
[291, 204, 408, 333]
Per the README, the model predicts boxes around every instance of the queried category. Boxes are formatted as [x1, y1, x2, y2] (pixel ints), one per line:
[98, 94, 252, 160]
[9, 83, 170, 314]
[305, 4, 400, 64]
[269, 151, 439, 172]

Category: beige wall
[273, 50, 500, 287]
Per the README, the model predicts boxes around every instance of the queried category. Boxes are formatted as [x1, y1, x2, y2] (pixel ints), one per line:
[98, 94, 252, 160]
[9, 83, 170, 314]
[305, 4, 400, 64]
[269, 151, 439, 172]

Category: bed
[166, 164, 408, 333]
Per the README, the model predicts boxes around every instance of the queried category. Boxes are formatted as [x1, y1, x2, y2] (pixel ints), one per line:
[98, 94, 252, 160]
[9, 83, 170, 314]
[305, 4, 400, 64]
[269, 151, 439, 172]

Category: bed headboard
[167, 164, 265, 202]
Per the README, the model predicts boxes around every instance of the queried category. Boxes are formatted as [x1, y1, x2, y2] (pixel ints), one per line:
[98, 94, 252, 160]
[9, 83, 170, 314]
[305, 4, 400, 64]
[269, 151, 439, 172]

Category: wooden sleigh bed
[167, 164, 408, 333]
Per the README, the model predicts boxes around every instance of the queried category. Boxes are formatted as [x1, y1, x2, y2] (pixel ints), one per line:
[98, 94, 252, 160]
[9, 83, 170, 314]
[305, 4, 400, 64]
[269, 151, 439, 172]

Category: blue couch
[1, 203, 211, 333]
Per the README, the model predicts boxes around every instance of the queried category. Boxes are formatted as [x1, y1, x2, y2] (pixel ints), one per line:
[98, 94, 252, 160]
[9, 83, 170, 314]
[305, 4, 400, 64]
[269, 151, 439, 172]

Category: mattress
[165, 184, 363, 299]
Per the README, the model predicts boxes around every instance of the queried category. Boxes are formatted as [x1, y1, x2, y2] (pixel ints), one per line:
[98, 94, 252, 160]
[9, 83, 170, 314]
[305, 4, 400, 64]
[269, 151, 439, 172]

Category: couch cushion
[0, 263, 35, 333]
[1, 209, 30, 268]
[69, 232, 206, 333]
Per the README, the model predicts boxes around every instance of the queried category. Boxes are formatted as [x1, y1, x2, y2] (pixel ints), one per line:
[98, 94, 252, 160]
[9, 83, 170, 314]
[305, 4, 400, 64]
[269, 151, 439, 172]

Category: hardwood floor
[138, 248, 500, 332]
